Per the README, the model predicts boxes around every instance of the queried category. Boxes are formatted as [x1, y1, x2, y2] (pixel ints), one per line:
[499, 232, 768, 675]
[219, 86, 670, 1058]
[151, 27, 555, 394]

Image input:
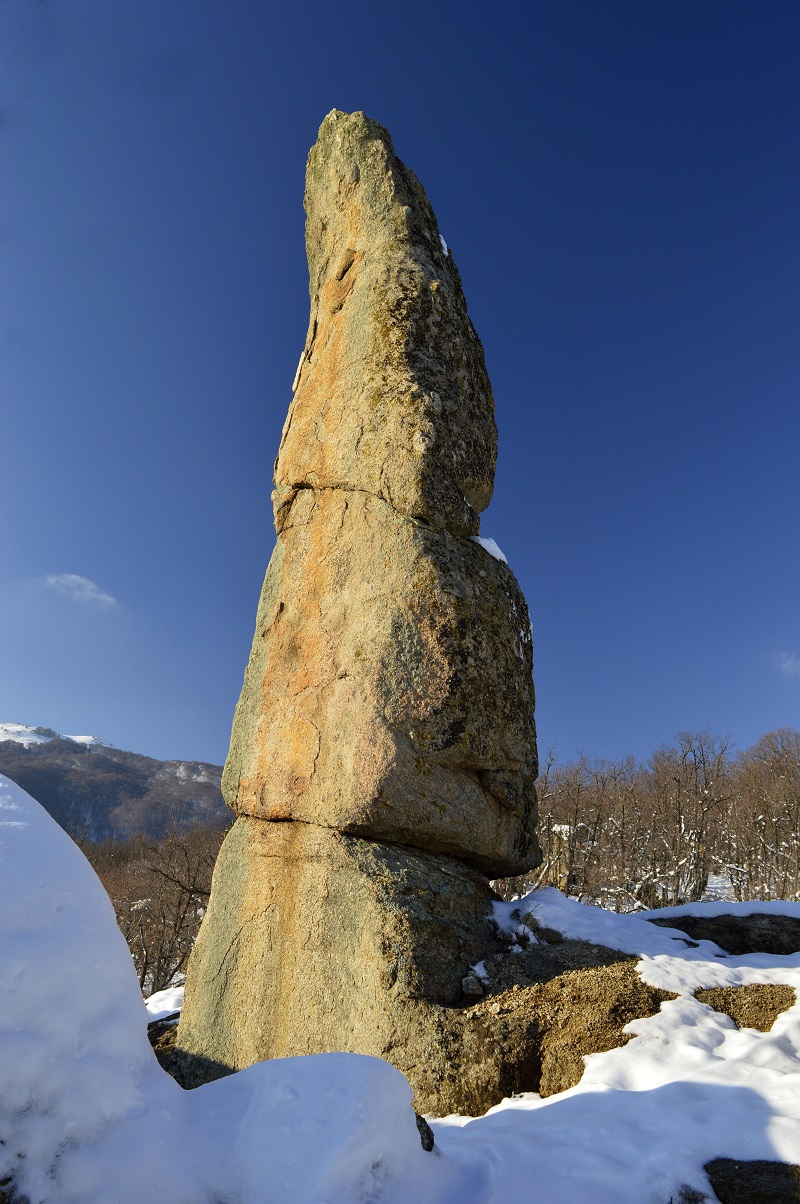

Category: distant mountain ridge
[0, 724, 228, 842]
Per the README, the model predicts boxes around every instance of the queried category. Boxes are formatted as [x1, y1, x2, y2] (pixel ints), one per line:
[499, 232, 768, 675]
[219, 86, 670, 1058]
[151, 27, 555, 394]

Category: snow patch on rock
[469, 536, 508, 564]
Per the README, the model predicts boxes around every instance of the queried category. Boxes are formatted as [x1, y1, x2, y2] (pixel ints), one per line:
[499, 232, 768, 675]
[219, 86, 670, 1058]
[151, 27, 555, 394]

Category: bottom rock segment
[176, 820, 674, 1116]
[176, 818, 497, 1105]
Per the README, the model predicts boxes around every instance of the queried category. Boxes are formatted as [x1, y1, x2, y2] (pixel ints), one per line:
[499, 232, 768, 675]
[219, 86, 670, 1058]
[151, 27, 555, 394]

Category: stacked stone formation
[176, 111, 540, 1111]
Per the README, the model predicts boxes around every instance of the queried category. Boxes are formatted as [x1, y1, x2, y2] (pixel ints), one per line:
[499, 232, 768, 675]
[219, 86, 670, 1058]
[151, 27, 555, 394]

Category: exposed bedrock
[177, 109, 540, 1114]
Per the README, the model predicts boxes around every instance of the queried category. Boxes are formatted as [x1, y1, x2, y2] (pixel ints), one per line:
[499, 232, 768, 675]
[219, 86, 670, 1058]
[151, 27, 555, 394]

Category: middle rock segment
[225, 483, 536, 876]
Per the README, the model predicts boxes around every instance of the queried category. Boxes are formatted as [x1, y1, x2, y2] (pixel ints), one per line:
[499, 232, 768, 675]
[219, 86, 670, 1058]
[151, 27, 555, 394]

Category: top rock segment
[274, 110, 497, 539]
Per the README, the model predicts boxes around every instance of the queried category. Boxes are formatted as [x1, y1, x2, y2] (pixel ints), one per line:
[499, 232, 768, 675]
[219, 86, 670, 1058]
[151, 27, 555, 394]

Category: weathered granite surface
[219, 109, 538, 874]
[178, 109, 540, 1113]
[176, 818, 499, 1109]
[275, 109, 496, 539]
[223, 487, 537, 876]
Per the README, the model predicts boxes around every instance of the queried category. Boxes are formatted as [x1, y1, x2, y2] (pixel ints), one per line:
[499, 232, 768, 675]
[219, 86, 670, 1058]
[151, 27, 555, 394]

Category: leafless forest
[82, 727, 800, 994]
[495, 728, 800, 909]
[83, 824, 224, 996]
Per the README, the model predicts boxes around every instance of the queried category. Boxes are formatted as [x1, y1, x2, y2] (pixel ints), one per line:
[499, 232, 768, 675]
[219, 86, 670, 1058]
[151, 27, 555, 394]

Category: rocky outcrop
[273, 109, 497, 539]
[223, 488, 536, 875]
[177, 109, 539, 1114]
[176, 819, 499, 1098]
[222, 111, 536, 876]
[704, 1158, 800, 1203]
[648, 912, 800, 956]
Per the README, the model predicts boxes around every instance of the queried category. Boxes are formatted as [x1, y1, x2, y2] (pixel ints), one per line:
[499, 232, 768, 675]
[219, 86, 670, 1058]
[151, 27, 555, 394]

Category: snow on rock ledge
[469, 535, 508, 564]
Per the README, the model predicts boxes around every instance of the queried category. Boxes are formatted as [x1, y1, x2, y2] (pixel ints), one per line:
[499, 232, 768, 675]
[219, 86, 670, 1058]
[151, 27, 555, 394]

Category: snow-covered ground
[145, 983, 185, 1022]
[2, 771, 799, 1203]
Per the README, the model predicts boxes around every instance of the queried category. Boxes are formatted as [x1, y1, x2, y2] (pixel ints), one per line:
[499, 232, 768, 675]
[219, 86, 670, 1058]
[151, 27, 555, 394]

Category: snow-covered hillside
[0, 722, 113, 748]
[2, 771, 799, 1203]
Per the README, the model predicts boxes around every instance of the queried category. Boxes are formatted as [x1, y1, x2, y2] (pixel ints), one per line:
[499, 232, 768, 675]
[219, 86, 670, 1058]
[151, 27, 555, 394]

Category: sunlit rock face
[178, 110, 539, 1113]
[274, 109, 497, 539]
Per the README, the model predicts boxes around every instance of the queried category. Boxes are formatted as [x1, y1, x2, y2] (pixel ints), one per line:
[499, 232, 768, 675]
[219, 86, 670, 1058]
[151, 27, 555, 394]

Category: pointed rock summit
[275, 109, 496, 538]
[177, 111, 540, 1114]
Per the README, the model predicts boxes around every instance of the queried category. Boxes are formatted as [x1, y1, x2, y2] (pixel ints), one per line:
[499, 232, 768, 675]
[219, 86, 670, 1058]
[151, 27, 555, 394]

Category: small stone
[415, 1112, 435, 1152]
[462, 974, 485, 998]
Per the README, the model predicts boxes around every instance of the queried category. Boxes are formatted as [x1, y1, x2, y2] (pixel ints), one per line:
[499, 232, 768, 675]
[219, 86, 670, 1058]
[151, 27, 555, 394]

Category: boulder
[704, 1158, 800, 1203]
[176, 817, 499, 1106]
[647, 912, 800, 956]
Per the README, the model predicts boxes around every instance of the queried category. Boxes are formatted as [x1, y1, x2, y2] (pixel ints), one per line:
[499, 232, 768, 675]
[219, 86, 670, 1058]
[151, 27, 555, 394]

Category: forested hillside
[0, 725, 227, 841]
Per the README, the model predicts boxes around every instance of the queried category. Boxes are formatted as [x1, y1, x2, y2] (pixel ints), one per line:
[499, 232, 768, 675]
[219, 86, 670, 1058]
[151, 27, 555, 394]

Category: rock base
[177, 873, 674, 1116]
[175, 818, 498, 1104]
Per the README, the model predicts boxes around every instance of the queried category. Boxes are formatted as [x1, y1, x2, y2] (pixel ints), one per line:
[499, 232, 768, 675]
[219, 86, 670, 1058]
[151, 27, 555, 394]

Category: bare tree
[87, 823, 224, 995]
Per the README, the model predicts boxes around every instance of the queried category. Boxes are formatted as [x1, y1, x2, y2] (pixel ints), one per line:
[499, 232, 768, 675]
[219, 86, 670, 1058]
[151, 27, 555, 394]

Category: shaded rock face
[648, 912, 800, 957]
[178, 109, 539, 1114]
[704, 1158, 800, 1203]
[177, 818, 500, 1104]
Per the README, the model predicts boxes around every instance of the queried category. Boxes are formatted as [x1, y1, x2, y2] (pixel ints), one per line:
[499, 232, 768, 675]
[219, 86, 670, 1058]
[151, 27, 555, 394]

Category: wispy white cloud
[775, 651, 800, 677]
[43, 574, 118, 608]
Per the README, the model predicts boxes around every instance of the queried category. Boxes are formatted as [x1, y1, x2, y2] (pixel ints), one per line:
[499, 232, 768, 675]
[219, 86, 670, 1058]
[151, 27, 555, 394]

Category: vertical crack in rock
[176, 110, 540, 1114]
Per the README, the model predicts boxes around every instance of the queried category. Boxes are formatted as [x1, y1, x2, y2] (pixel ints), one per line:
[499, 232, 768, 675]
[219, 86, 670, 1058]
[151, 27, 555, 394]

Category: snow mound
[0, 774, 466, 1204]
[144, 983, 184, 1022]
[0, 772, 165, 1201]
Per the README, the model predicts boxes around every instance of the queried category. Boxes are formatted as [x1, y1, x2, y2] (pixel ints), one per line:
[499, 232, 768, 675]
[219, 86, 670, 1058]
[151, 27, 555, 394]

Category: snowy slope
[0, 773, 460, 1204]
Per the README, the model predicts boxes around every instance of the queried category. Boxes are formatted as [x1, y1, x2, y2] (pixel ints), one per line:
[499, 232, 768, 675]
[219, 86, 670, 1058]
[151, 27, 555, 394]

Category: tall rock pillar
[176, 111, 539, 1112]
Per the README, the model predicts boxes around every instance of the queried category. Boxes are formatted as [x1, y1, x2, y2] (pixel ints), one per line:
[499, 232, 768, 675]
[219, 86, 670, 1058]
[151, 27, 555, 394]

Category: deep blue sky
[1, 0, 798, 765]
